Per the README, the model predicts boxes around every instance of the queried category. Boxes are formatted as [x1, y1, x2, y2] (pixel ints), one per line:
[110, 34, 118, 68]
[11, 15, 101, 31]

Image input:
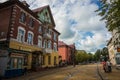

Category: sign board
[117, 48, 120, 52]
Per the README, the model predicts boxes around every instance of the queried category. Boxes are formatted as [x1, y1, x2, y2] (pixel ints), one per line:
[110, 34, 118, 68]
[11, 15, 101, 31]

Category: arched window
[27, 31, 34, 45]
[17, 27, 25, 42]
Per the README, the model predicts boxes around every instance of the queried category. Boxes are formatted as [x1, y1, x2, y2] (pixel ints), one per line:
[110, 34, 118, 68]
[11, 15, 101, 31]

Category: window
[38, 36, 42, 47]
[38, 26, 42, 32]
[44, 40, 47, 48]
[48, 56, 51, 65]
[18, 28, 25, 42]
[27, 32, 33, 45]
[12, 58, 18, 69]
[18, 58, 22, 68]
[54, 33, 57, 41]
[54, 43, 57, 51]
[23, 55, 28, 66]
[11, 58, 22, 69]
[19, 12, 26, 23]
[29, 17, 34, 28]
[48, 40, 51, 49]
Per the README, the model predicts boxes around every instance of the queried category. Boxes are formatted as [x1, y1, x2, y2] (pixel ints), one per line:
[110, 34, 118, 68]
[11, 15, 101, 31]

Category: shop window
[12, 58, 18, 69]
[18, 58, 22, 68]
[23, 55, 28, 66]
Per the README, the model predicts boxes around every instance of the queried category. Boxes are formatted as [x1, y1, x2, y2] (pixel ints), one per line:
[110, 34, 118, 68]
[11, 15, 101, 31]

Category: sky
[0, 0, 111, 53]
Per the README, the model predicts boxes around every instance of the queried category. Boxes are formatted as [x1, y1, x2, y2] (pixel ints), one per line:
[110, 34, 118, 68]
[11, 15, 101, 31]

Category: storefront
[0, 48, 31, 78]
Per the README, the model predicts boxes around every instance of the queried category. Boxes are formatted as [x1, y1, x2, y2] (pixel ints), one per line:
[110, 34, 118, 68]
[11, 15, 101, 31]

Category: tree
[88, 53, 94, 62]
[75, 50, 88, 63]
[96, 0, 120, 31]
[94, 49, 101, 61]
[101, 47, 109, 61]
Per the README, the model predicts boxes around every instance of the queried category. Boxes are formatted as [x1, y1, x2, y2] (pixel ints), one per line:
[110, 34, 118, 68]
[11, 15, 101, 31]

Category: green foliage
[96, 0, 120, 31]
[75, 50, 95, 63]
[94, 47, 109, 61]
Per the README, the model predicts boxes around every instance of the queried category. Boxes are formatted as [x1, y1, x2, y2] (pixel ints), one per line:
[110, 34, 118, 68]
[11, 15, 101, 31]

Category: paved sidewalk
[99, 64, 120, 80]
[2, 66, 73, 80]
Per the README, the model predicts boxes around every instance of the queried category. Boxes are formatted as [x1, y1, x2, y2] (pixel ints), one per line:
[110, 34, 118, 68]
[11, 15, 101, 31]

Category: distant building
[58, 41, 76, 65]
[0, 0, 60, 77]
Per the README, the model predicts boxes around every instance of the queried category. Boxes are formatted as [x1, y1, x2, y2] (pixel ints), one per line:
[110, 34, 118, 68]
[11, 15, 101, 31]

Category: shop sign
[117, 48, 120, 52]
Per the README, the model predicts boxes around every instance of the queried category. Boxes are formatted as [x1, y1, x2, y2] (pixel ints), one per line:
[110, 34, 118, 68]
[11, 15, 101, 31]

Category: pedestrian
[106, 60, 112, 72]
[102, 60, 106, 72]
[24, 67, 27, 75]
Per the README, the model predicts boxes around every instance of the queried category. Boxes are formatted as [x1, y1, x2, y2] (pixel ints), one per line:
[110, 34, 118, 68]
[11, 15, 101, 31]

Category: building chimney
[22, 1, 30, 7]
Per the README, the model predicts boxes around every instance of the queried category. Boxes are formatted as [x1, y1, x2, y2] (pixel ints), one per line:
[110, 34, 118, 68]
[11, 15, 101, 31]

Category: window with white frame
[48, 40, 51, 49]
[17, 27, 25, 42]
[38, 26, 42, 32]
[54, 33, 57, 41]
[27, 31, 33, 45]
[44, 40, 47, 48]
[38, 36, 42, 47]
[54, 43, 57, 51]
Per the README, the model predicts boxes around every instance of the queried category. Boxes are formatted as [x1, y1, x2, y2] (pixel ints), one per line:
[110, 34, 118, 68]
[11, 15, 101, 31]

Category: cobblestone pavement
[2, 64, 120, 80]
[99, 64, 120, 80]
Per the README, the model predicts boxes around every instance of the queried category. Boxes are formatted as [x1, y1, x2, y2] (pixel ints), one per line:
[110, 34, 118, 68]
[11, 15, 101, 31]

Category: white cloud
[26, 0, 111, 53]
[0, 0, 8, 3]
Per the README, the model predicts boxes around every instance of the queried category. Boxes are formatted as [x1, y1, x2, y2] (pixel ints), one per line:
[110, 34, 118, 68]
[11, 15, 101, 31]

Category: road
[3, 63, 120, 80]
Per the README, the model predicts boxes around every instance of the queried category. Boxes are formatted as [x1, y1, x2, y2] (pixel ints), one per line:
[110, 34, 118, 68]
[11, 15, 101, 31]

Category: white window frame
[17, 26, 25, 43]
[27, 31, 34, 45]
[38, 36, 42, 48]
[48, 40, 51, 49]
[54, 43, 57, 51]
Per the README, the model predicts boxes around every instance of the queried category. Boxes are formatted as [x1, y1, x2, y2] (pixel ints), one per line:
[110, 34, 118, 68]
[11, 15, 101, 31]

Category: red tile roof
[58, 41, 67, 46]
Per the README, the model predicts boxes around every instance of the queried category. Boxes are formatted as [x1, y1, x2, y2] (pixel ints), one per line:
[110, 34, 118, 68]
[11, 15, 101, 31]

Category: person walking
[102, 61, 107, 72]
[106, 60, 112, 72]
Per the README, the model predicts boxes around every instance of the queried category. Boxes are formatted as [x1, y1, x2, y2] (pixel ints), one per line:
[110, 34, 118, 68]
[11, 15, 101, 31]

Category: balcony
[43, 48, 52, 54]
[43, 33, 51, 39]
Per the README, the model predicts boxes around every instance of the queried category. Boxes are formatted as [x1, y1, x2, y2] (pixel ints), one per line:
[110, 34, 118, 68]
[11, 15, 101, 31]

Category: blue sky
[0, 0, 111, 53]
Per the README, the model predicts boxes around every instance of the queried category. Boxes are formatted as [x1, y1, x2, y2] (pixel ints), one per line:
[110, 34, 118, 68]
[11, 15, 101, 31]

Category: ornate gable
[33, 5, 55, 28]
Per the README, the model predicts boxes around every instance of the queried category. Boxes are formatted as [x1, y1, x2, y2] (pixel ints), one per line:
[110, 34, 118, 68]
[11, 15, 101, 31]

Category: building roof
[68, 44, 75, 49]
[32, 5, 48, 12]
[58, 41, 67, 46]
[58, 41, 75, 50]
[0, 0, 38, 19]
[32, 5, 55, 27]
[53, 28, 60, 35]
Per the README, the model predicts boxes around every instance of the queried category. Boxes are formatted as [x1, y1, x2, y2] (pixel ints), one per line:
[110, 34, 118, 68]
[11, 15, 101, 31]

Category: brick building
[58, 41, 76, 65]
[0, 0, 60, 77]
